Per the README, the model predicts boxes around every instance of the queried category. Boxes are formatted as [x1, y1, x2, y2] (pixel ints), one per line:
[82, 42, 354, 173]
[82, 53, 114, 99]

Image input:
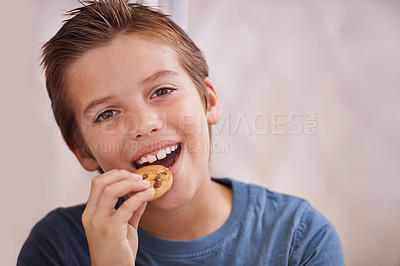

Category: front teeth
[157, 149, 167, 160]
[147, 155, 157, 163]
[136, 144, 179, 165]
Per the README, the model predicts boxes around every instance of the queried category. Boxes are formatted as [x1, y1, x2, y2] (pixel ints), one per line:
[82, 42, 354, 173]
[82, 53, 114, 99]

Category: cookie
[129, 165, 173, 201]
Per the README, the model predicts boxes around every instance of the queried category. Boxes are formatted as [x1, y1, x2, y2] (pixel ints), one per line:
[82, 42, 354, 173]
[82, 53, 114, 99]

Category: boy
[18, 1, 345, 265]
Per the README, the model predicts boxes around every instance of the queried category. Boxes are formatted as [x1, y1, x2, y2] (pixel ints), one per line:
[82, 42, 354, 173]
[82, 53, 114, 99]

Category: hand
[82, 169, 155, 266]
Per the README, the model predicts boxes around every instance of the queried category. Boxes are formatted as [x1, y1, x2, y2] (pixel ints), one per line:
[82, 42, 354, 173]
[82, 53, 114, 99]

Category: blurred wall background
[1, 0, 399, 265]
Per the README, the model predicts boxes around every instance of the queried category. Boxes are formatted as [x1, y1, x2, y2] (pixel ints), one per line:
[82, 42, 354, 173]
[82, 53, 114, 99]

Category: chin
[148, 185, 194, 210]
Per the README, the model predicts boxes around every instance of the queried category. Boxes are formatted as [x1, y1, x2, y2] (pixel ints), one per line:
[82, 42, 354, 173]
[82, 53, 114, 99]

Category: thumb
[129, 202, 147, 229]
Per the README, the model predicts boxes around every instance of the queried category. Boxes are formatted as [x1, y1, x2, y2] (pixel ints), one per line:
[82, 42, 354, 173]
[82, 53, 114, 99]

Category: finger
[84, 170, 142, 222]
[113, 187, 154, 225]
[86, 170, 141, 210]
[94, 178, 151, 218]
[128, 202, 147, 229]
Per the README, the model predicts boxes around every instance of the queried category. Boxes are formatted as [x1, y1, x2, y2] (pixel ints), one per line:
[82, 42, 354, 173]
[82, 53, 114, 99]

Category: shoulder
[219, 178, 314, 238]
[18, 204, 87, 265]
[229, 179, 345, 265]
[232, 178, 309, 219]
[289, 203, 345, 265]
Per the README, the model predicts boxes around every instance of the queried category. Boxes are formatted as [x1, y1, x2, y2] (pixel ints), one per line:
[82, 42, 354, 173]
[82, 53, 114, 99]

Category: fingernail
[139, 179, 150, 185]
[148, 187, 155, 195]
[132, 173, 142, 179]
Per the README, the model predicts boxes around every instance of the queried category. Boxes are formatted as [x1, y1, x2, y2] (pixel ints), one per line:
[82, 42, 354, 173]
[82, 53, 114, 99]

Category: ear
[72, 147, 100, 172]
[204, 77, 221, 125]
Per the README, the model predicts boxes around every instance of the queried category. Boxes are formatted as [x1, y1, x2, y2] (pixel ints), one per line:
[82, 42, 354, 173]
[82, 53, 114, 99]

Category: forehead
[69, 34, 180, 81]
[65, 34, 186, 107]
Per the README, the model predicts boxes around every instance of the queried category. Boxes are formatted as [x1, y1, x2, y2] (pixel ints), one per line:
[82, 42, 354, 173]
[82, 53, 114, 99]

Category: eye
[95, 110, 118, 122]
[151, 88, 175, 98]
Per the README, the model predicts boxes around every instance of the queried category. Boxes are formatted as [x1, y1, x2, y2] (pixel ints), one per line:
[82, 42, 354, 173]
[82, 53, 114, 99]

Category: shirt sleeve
[289, 204, 345, 265]
[17, 210, 69, 266]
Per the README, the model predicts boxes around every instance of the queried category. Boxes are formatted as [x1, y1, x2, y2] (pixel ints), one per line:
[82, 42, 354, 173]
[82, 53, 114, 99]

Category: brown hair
[41, 0, 209, 154]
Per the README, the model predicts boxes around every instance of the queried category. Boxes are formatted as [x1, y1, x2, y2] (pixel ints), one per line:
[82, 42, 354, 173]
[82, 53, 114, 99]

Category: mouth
[133, 143, 182, 170]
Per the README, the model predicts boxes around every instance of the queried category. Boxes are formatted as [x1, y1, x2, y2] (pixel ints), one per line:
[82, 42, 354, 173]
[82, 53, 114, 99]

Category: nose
[137, 112, 162, 138]
[123, 110, 163, 139]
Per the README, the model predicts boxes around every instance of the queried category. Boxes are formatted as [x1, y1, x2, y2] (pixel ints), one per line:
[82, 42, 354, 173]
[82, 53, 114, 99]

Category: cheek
[167, 95, 208, 136]
[167, 101, 210, 155]
[83, 129, 125, 165]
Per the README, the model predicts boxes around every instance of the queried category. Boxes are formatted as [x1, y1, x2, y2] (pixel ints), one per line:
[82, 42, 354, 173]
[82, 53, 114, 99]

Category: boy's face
[66, 34, 220, 209]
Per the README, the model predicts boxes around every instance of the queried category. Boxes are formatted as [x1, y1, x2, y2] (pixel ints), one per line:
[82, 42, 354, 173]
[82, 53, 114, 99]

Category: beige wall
[2, 0, 399, 265]
[190, 1, 400, 265]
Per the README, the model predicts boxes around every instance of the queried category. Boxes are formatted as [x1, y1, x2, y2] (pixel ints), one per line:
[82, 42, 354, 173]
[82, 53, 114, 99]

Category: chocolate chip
[154, 181, 162, 188]
[161, 172, 167, 175]
[155, 175, 161, 181]
[142, 174, 148, 179]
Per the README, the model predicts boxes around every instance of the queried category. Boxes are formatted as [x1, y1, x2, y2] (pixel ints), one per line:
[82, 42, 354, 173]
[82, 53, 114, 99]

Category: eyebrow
[141, 70, 179, 85]
[81, 71, 178, 119]
[82, 96, 115, 120]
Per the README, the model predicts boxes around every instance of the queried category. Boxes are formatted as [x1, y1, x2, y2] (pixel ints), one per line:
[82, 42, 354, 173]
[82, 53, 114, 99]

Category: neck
[138, 178, 233, 240]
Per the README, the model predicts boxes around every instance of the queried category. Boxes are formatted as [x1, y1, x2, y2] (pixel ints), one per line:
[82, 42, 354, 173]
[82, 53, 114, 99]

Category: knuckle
[91, 175, 102, 187]
[92, 219, 102, 229]
[103, 186, 114, 197]
[81, 211, 94, 229]
[81, 214, 88, 227]
[127, 178, 137, 187]
[120, 169, 132, 178]
[81, 210, 110, 233]
[108, 169, 119, 174]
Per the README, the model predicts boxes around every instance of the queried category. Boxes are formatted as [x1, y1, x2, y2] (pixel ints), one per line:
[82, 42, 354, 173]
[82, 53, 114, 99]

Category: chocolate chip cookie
[133, 165, 173, 201]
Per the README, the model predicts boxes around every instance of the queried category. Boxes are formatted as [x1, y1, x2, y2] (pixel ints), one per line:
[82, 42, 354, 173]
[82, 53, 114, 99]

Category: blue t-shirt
[18, 178, 345, 265]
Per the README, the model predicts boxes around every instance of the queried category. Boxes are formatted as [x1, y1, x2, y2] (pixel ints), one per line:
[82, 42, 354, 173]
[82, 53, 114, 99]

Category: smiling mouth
[133, 143, 182, 169]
